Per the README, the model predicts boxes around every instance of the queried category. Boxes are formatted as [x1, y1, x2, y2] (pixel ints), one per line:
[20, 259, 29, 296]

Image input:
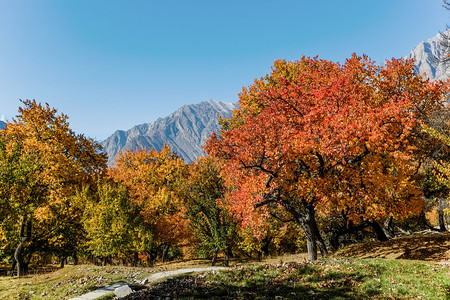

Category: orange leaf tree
[109, 145, 189, 265]
[206, 55, 447, 261]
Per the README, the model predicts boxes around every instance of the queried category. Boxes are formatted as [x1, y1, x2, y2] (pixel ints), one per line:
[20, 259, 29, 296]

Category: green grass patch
[130, 258, 450, 299]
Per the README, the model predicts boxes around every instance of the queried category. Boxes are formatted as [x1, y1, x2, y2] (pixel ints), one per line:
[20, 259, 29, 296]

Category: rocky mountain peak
[101, 100, 238, 166]
[405, 31, 449, 81]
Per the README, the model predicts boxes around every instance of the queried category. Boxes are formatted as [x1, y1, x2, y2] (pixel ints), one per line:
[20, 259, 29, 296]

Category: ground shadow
[333, 232, 450, 261]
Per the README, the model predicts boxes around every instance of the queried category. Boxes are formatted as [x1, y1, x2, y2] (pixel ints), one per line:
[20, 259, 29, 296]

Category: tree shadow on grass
[126, 266, 376, 299]
[334, 232, 450, 261]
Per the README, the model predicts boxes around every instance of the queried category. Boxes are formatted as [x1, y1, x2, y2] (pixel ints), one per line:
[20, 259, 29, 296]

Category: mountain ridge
[405, 31, 449, 81]
[101, 100, 238, 166]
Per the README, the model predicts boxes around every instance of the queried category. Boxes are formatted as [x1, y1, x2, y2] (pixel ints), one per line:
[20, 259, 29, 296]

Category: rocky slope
[101, 100, 237, 166]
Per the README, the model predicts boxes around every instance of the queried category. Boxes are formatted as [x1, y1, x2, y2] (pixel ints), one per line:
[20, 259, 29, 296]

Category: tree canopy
[0, 100, 107, 275]
[206, 55, 448, 260]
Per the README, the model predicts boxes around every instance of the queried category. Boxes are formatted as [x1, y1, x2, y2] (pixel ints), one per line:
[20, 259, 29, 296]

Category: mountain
[0, 121, 6, 130]
[101, 100, 238, 166]
[406, 32, 449, 81]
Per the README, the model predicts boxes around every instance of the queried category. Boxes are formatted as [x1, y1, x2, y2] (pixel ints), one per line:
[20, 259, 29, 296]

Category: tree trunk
[211, 249, 218, 266]
[14, 241, 26, 276]
[146, 251, 156, 267]
[261, 235, 271, 258]
[10, 260, 16, 277]
[312, 215, 328, 257]
[305, 230, 317, 261]
[369, 220, 389, 241]
[438, 198, 447, 232]
[14, 216, 31, 277]
[132, 252, 139, 267]
[300, 205, 319, 261]
[224, 248, 230, 267]
[383, 215, 395, 238]
[73, 253, 79, 265]
[161, 244, 169, 262]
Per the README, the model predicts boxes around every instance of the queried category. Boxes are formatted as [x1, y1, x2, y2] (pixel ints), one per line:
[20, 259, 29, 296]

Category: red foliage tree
[206, 55, 447, 260]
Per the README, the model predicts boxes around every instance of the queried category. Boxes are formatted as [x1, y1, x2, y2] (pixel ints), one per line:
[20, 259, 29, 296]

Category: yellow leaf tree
[0, 100, 106, 276]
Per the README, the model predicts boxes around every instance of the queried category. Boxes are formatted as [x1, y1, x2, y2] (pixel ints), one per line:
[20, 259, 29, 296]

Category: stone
[114, 285, 133, 298]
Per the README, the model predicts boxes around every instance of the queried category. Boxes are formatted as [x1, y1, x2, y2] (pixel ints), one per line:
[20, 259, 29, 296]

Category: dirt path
[70, 266, 227, 300]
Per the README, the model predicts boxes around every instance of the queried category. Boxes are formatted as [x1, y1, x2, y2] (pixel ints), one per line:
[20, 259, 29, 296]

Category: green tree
[184, 157, 235, 266]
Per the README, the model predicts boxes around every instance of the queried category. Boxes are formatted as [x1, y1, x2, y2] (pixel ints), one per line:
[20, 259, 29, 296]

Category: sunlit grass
[0, 265, 149, 300]
[134, 258, 450, 299]
[0, 238, 448, 300]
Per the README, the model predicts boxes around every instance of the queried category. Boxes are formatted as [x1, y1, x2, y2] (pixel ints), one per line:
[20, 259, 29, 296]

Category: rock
[114, 285, 133, 298]
[141, 278, 149, 285]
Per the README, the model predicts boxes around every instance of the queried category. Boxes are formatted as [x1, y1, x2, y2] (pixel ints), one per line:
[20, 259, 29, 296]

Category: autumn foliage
[206, 55, 448, 260]
[0, 53, 448, 274]
[0, 100, 106, 275]
[108, 145, 191, 265]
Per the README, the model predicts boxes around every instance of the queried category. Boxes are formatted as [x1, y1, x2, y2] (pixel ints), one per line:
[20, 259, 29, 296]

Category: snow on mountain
[101, 100, 238, 166]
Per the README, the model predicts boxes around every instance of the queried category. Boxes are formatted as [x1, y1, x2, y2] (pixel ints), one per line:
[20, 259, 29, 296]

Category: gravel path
[69, 267, 227, 300]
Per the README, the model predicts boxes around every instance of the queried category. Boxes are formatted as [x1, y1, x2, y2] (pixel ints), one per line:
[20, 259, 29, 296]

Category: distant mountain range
[101, 33, 449, 166]
[0, 121, 6, 130]
[101, 100, 238, 165]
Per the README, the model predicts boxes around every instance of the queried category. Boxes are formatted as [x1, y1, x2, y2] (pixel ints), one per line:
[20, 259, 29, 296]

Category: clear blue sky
[0, 0, 448, 141]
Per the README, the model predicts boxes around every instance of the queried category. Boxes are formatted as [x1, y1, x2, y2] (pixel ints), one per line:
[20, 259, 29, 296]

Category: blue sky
[0, 0, 448, 141]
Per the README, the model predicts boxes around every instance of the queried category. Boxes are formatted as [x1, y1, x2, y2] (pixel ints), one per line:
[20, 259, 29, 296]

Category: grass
[0, 258, 221, 299]
[0, 233, 448, 299]
[0, 264, 152, 300]
[129, 258, 450, 299]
